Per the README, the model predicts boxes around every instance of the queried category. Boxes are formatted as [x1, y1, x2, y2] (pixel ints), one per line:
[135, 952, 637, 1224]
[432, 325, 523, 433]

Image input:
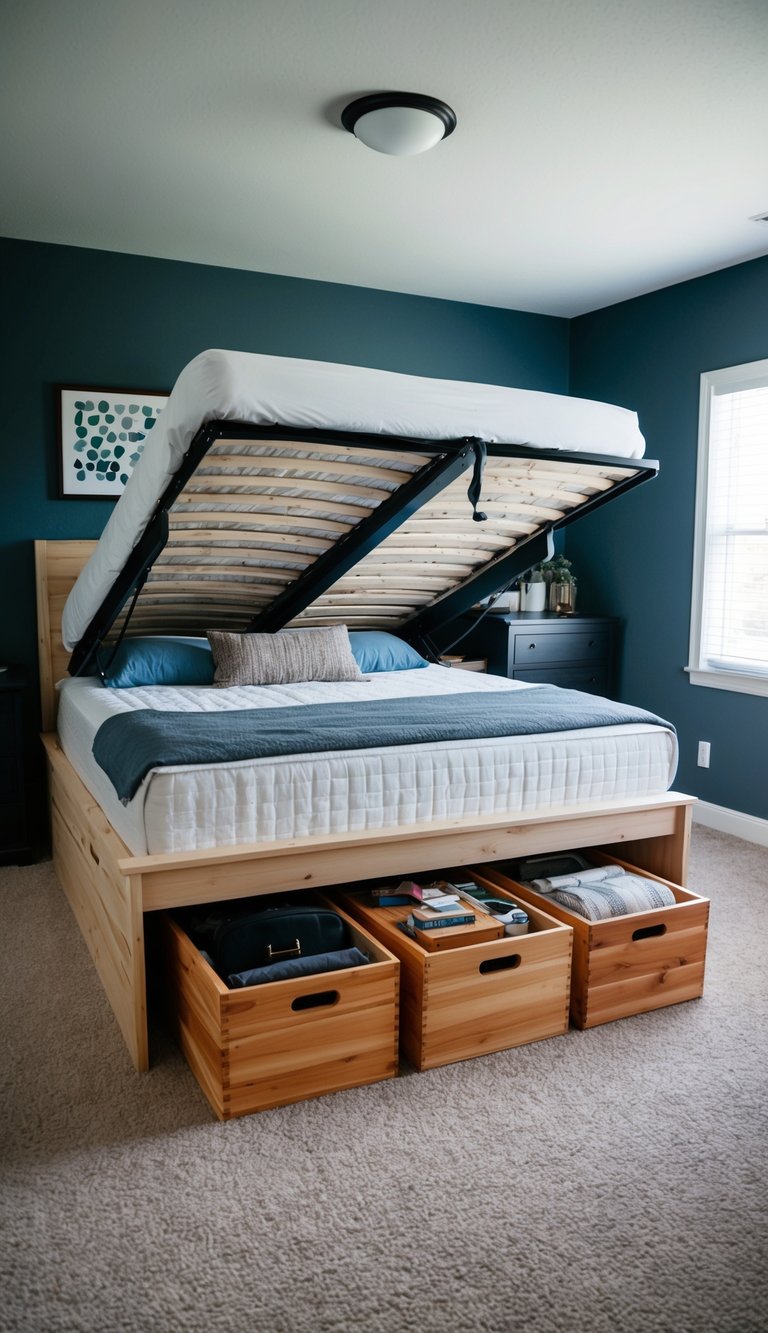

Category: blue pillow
[102, 636, 215, 688]
[348, 631, 428, 673]
[101, 631, 427, 685]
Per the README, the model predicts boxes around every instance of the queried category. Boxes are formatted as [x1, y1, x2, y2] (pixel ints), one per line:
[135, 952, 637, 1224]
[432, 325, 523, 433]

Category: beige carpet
[1, 826, 766, 1333]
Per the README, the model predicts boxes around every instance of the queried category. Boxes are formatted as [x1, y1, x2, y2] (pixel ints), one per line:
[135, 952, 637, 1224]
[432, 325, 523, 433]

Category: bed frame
[36, 538, 695, 1073]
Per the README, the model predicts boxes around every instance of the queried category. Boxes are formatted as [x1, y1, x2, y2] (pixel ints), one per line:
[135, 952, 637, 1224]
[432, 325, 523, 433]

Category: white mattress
[56, 665, 678, 857]
[61, 349, 646, 649]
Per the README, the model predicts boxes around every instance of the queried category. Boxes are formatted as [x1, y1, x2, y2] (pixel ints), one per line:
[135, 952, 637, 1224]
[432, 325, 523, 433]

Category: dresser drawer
[0, 801, 25, 844]
[0, 696, 22, 801]
[453, 614, 619, 699]
[513, 665, 611, 695]
[511, 629, 609, 668]
[0, 669, 33, 863]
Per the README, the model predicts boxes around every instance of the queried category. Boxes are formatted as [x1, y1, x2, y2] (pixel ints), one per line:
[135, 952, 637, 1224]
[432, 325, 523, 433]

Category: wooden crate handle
[291, 989, 340, 1011]
[479, 953, 522, 974]
[631, 922, 667, 941]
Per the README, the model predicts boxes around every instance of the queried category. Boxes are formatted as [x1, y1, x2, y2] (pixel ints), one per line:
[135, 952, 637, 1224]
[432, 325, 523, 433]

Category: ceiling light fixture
[341, 92, 456, 157]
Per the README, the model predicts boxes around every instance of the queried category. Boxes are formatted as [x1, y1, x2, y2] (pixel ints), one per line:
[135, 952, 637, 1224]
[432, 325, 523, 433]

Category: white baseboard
[692, 800, 768, 848]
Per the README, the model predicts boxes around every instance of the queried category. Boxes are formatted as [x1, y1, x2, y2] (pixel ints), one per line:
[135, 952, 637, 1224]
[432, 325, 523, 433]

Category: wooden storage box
[479, 854, 709, 1029]
[335, 870, 572, 1071]
[165, 900, 399, 1120]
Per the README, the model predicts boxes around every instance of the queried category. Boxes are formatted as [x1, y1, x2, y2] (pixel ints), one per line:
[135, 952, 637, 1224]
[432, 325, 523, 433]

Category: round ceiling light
[341, 92, 457, 157]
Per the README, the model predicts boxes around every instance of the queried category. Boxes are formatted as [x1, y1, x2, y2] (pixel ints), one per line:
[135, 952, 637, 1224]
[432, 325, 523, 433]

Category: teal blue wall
[568, 255, 768, 820]
[0, 234, 568, 690]
[3, 235, 765, 827]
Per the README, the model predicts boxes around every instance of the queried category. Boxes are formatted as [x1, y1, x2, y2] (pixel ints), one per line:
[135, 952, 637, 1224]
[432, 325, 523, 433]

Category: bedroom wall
[5, 235, 763, 835]
[0, 234, 568, 710]
[568, 254, 768, 823]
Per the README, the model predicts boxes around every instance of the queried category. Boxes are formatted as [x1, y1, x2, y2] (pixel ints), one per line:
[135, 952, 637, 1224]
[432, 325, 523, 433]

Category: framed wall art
[57, 385, 169, 498]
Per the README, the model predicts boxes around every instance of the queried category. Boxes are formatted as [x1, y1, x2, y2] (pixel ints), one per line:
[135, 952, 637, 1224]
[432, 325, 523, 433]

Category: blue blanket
[92, 686, 673, 803]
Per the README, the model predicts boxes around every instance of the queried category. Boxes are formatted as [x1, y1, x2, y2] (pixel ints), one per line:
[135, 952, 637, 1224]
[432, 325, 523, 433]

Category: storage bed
[36, 351, 695, 1074]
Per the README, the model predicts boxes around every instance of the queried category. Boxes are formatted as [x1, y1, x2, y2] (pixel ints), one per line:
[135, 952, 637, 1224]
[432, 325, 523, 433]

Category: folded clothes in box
[227, 946, 370, 988]
[526, 865, 675, 922]
[178, 896, 369, 987]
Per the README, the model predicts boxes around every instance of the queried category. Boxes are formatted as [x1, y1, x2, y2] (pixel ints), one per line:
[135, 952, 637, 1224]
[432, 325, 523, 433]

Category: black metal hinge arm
[247, 442, 479, 633]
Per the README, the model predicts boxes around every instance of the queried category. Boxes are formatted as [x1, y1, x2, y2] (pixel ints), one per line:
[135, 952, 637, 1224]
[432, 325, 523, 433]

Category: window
[687, 358, 768, 697]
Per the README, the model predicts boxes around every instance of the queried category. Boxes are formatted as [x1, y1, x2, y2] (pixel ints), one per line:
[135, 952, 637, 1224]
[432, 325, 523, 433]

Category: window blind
[690, 361, 768, 692]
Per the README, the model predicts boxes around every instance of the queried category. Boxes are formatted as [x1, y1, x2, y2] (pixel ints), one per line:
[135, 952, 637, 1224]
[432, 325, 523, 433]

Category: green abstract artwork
[58, 386, 169, 498]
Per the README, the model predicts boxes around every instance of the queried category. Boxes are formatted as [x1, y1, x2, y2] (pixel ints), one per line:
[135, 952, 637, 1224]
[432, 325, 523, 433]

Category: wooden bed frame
[35, 538, 695, 1073]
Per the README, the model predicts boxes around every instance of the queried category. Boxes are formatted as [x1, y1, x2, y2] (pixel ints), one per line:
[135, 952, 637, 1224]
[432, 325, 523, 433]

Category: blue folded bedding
[92, 685, 673, 803]
[227, 945, 370, 988]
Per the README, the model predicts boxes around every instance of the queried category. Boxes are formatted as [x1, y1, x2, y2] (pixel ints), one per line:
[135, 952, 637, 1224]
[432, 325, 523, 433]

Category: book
[367, 881, 446, 904]
[410, 907, 476, 930]
[346, 892, 504, 952]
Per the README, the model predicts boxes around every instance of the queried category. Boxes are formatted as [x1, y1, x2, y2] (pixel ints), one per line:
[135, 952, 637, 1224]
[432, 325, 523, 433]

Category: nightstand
[0, 666, 34, 864]
[451, 613, 619, 697]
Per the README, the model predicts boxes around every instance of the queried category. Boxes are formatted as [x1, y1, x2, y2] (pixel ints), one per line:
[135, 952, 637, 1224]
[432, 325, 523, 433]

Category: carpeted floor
[1, 825, 766, 1333]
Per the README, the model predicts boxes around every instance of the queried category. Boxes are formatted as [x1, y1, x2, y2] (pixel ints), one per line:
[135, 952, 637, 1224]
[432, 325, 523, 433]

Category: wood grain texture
[165, 904, 399, 1120]
[337, 871, 572, 1070]
[130, 795, 695, 911]
[44, 733, 148, 1070]
[480, 852, 709, 1029]
[35, 539, 96, 728]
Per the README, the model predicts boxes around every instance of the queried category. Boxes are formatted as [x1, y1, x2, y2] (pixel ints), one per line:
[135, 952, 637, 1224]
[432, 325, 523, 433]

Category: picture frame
[57, 385, 169, 498]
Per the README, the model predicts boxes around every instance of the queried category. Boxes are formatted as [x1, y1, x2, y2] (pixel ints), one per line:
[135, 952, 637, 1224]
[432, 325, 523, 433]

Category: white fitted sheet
[56, 665, 678, 856]
[61, 349, 646, 649]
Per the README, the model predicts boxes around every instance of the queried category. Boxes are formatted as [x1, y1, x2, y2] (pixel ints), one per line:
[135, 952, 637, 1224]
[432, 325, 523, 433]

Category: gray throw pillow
[207, 625, 364, 687]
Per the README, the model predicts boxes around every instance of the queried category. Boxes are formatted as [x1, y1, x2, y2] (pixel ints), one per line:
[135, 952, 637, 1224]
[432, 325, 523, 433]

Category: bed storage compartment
[334, 870, 572, 1071]
[165, 899, 399, 1119]
[37, 351, 676, 1079]
[478, 854, 709, 1029]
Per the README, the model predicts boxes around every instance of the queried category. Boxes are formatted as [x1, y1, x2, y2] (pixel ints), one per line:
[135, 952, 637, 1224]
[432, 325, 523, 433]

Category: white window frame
[686, 357, 768, 698]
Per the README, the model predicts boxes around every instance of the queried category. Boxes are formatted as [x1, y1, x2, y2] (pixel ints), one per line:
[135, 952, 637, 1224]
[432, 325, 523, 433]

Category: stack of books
[361, 877, 529, 952]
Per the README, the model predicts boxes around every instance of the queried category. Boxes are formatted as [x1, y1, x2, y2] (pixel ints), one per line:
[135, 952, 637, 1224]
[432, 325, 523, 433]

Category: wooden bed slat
[200, 456, 419, 485]
[168, 512, 352, 534]
[212, 437, 434, 466]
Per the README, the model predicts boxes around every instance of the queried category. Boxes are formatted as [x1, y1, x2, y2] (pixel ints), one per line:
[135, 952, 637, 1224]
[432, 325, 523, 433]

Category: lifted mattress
[61, 351, 652, 668]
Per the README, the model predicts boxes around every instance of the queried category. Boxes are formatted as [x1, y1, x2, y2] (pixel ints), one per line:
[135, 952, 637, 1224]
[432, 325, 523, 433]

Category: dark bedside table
[451, 613, 619, 697]
[0, 666, 34, 864]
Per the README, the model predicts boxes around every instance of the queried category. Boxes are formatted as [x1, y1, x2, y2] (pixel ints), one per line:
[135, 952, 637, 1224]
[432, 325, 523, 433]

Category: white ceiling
[2, 0, 767, 318]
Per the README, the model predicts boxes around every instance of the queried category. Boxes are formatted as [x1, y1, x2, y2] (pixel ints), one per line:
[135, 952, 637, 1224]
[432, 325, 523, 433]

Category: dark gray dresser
[452, 613, 619, 697]
[0, 666, 34, 864]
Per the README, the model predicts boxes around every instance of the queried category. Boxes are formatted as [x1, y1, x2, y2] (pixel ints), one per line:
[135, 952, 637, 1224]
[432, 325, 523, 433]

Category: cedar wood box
[165, 898, 399, 1119]
[479, 854, 709, 1029]
[336, 869, 573, 1070]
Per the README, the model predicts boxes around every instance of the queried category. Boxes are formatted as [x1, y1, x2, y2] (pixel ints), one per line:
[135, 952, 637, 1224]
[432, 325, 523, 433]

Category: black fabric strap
[467, 439, 488, 521]
[95, 571, 150, 681]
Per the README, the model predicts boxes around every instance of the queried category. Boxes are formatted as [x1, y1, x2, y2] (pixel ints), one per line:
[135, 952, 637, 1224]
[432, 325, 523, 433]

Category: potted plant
[536, 556, 577, 614]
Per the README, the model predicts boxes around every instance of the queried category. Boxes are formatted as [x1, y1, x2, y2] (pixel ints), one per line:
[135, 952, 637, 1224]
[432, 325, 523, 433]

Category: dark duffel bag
[212, 906, 349, 979]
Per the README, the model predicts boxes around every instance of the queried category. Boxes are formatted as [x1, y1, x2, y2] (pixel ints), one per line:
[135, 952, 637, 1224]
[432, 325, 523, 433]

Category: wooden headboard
[35, 539, 96, 731]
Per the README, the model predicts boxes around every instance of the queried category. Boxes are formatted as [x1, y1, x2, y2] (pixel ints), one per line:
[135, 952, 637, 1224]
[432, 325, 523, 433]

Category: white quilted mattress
[56, 666, 678, 857]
